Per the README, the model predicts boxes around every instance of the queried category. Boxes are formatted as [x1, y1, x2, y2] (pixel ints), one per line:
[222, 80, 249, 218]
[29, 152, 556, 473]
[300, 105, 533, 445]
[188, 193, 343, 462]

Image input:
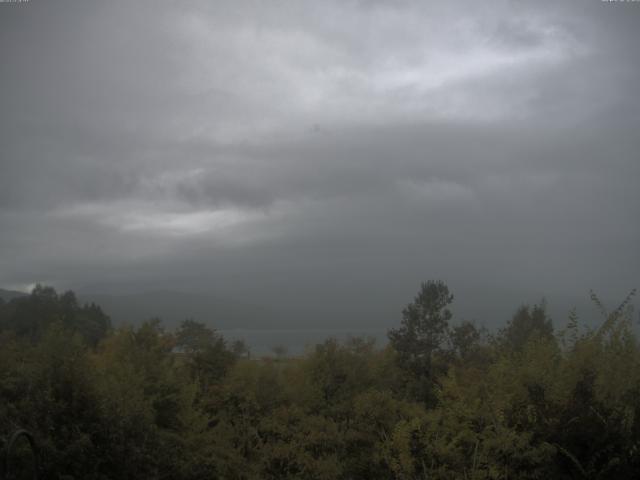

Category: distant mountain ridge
[0, 288, 28, 302]
[3, 285, 634, 333]
[77, 290, 281, 330]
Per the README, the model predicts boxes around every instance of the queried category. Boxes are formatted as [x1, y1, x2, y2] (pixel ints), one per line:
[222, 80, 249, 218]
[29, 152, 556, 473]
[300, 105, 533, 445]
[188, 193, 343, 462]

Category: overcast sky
[1, 0, 638, 327]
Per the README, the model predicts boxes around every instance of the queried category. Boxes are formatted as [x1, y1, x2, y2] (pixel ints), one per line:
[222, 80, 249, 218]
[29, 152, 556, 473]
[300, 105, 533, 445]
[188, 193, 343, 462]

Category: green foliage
[449, 320, 487, 365]
[175, 319, 237, 391]
[1, 283, 639, 479]
[388, 280, 454, 405]
[0, 324, 104, 478]
[499, 302, 554, 352]
[0, 285, 110, 346]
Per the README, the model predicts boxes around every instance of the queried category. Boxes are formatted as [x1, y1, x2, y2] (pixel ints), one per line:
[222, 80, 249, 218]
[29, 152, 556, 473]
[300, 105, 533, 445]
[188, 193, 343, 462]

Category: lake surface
[218, 328, 389, 356]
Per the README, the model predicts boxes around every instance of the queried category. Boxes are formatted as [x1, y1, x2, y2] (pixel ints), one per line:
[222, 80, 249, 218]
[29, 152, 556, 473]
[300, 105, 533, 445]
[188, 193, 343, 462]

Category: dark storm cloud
[0, 0, 638, 326]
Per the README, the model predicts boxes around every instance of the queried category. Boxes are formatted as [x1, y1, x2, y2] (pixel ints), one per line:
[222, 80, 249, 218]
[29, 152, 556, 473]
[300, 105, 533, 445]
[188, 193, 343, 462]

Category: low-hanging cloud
[1, 0, 638, 326]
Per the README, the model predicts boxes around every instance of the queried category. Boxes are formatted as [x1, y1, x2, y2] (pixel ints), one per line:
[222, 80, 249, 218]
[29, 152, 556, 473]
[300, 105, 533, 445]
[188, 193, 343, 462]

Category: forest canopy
[1, 282, 638, 480]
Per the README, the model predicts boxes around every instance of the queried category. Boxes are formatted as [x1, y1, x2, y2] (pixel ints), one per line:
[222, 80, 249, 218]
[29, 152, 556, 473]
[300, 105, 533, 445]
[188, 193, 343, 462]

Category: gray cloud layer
[1, 0, 638, 327]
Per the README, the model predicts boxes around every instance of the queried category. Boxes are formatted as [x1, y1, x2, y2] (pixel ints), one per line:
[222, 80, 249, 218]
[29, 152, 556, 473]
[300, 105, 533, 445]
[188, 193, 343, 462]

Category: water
[218, 328, 389, 357]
